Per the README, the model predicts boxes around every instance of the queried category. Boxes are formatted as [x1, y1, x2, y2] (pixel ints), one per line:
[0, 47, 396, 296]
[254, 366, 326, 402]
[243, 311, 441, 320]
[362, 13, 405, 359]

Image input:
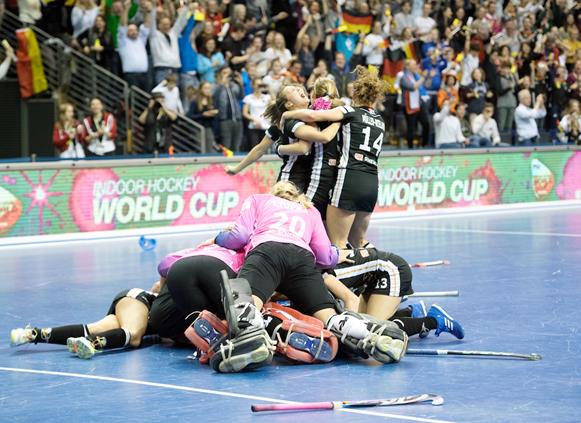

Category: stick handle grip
[251, 402, 334, 412]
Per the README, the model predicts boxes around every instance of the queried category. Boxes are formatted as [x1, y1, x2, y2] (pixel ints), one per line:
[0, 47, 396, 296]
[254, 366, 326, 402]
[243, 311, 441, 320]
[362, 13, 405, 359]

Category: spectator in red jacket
[53, 103, 86, 159]
[82, 97, 118, 156]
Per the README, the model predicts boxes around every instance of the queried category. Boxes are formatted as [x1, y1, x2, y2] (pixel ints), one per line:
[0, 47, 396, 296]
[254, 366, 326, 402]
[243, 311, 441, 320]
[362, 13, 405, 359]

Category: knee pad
[263, 302, 338, 363]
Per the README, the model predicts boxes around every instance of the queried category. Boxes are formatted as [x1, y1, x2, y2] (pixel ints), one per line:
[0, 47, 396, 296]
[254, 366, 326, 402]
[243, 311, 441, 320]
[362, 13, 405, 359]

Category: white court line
[0, 367, 455, 423]
[379, 226, 581, 238]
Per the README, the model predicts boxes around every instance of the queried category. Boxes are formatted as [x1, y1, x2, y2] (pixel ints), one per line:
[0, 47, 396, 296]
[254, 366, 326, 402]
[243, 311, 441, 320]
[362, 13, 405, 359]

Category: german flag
[383, 44, 406, 93]
[402, 40, 421, 62]
[342, 10, 374, 34]
[15, 28, 48, 98]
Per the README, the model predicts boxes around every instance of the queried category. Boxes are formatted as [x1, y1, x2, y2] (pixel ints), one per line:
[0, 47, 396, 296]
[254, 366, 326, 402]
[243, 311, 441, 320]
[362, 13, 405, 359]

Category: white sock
[236, 303, 265, 329]
[327, 314, 369, 339]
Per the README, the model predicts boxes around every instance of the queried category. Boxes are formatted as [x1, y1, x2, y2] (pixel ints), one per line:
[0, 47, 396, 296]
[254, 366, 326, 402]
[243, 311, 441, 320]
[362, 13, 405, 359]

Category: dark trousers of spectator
[246, 129, 264, 151]
[517, 136, 538, 146]
[468, 136, 492, 148]
[404, 104, 430, 148]
[154, 67, 180, 85]
[219, 120, 243, 152]
[124, 72, 149, 92]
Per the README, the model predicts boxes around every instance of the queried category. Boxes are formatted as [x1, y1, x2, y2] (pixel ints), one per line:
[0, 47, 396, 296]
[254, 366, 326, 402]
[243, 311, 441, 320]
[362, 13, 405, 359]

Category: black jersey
[337, 106, 385, 174]
[328, 248, 413, 297]
[279, 118, 314, 186]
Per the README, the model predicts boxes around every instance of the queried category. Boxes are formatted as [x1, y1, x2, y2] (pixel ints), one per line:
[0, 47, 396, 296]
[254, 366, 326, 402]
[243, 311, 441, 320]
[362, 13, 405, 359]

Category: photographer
[138, 92, 177, 154]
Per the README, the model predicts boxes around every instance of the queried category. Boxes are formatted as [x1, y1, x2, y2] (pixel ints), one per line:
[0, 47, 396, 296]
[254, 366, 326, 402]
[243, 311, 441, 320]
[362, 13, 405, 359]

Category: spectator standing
[221, 24, 251, 72]
[362, 21, 386, 67]
[515, 90, 546, 145]
[187, 81, 219, 152]
[465, 68, 493, 122]
[84, 15, 115, 73]
[460, 42, 481, 88]
[178, 7, 201, 111]
[496, 61, 518, 142]
[262, 58, 285, 97]
[264, 32, 292, 68]
[213, 66, 244, 152]
[242, 79, 271, 150]
[71, 0, 100, 41]
[400, 59, 430, 148]
[394, 1, 414, 36]
[53, 103, 86, 159]
[18, 0, 41, 26]
[295, 15, 320, 78]
[433, 100, 468, 148]
[413, 2, 436, 39]
[118, 0, 151, 91]
[82, 97, 117, 156]
[197, 38, 225, 84]
[247, 37, 271, 78]
[150, 4, 188, 84]
[437, 71, 460, 113]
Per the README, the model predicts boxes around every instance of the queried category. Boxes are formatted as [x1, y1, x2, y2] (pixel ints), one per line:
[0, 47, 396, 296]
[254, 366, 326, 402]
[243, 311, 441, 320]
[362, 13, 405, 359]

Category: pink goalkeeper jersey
[157, 244, 245, 278]
[215, 194, 338, 268]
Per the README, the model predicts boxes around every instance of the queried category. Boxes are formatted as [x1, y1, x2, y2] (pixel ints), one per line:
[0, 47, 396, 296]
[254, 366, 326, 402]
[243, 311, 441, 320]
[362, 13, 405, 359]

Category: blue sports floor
[1, 205, 580, 423]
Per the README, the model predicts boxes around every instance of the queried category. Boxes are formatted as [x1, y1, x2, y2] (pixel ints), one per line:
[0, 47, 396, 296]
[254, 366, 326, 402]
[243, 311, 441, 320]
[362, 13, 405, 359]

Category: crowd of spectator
[1, 0, 580, 154]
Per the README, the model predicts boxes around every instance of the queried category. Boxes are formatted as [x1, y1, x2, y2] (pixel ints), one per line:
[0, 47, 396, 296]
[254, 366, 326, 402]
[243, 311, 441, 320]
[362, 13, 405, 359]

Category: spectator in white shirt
[150, 4, 189, 85]
[471, 103, 501, 147]
[17, 0, 41, 25]
[264, 32, 292, 68]
[362, 21, 386, 67]
[71, 0, 100, 40]
[414, 3, 436, 38]
[460, 42, 480, 87]
[434, 100, 468, 148]
[152, 73, 184, 115]
[514, 90, 546, 145]
[242, 79, 272, 150]
[394, 1, 415, 36]
[118, 0, 152, 92]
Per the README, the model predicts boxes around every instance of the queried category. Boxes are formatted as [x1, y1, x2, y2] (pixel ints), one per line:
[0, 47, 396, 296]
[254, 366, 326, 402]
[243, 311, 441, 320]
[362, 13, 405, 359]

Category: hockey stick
[410, 260, 450, 268]
[251, 393, 444, 413]
[407, 348, 542, 361]
[406, 290, 460, 298]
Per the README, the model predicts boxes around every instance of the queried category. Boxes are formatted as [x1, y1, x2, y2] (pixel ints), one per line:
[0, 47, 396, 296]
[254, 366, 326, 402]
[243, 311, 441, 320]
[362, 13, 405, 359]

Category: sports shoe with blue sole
[194, 318, 222, 346]
[427, 305, 465, 339]
[409, 301, 427, 318]
[288, 332, 334, 362]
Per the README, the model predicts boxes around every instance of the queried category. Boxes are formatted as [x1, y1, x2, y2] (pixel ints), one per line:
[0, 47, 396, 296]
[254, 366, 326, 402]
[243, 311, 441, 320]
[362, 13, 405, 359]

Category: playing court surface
[1, 204, 580, 423]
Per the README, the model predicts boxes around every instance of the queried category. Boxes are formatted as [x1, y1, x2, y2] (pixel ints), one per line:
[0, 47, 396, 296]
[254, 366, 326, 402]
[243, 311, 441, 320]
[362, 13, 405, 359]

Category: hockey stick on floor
[251, 393, 444, 413]
[410, 260, 450, 268]
[407, 348, 542, 361]
[406, 290, 460, 298]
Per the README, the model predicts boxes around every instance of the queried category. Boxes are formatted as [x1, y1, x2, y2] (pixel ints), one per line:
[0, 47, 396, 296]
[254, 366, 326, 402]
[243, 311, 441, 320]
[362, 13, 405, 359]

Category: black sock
[35, 324, 88, 345]
[393, 307, 412, 318]
[264, 316, 286, 340]
[390, 317, 437, 337]
[91, 328, 131, 350]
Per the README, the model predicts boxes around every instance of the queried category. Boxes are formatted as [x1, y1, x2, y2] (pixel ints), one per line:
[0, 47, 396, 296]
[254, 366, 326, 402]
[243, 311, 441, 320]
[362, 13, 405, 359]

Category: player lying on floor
[324, 248, 465, 339]
[10, 287, 159, 359]
[182, 181, 408, 373]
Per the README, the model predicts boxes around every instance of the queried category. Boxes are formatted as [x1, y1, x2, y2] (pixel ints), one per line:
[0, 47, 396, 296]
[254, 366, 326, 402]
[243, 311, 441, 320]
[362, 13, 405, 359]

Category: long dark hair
[263, 84, 303, 126]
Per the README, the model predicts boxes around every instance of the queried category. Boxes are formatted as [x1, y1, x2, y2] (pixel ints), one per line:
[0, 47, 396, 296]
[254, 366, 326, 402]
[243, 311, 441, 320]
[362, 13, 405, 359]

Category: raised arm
[225, 128, 278, 175]
[283, 107, 345, 123]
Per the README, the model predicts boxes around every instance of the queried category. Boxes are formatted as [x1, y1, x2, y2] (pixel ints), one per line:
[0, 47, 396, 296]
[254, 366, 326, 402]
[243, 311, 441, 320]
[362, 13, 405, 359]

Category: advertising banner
[0, 151, 579, 238]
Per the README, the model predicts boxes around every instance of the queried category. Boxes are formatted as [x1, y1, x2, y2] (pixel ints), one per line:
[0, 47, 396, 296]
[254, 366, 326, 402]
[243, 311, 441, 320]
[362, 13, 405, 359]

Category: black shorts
[165, 255, 237, 320]
[277, 170, 310, 194]
[305, 166, 336, 219]
[330, 168, 378, 212]
[148, 284, 188, 339]
[107, 288, 157, 316]
[239, 242, 336, 315]
[330, 249, 413, 298]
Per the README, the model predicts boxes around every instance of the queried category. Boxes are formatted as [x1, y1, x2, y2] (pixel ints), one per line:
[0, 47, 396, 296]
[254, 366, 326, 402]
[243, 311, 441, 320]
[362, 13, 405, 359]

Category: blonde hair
[312, 78, 344, 107]
[270, 181, 313, 209]
[58, 102, 74, 125]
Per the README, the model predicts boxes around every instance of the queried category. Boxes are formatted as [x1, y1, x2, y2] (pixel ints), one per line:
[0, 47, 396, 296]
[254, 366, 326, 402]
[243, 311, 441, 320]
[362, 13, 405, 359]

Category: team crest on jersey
[354, 153, 364, 161]
[360, 249, 369, 258]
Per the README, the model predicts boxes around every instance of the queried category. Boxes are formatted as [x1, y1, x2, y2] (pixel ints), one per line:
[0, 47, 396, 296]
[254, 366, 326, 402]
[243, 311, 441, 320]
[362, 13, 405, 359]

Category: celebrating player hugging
[10, 69, 465, 373]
